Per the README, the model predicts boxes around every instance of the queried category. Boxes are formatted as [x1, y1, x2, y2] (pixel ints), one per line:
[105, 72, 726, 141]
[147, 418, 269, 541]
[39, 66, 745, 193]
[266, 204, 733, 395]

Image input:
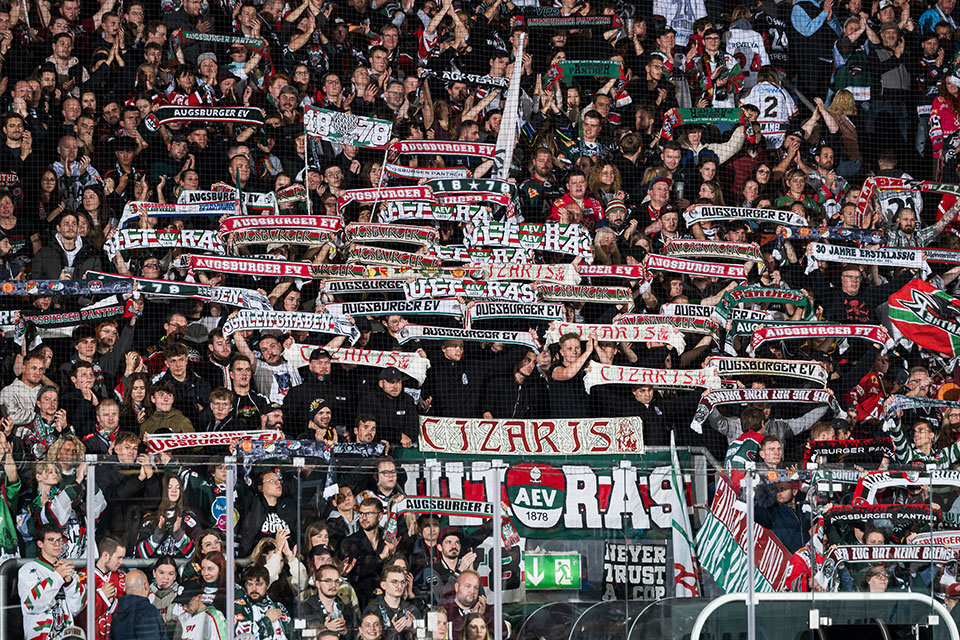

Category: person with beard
[356, 458, 405, 527]
[259, 402, 286, 437]
[283, 348, 335, 432]
[0, 229, 23, 278]
[363, 564, 420, 640]
[805, 145, 848, 219]
[238, 470, 297, 556]
[21, 385, 70, 461]
[340, 498, 398, 608]
[303, 563, 357, 639]
[595, 198, 639, 247]
[236, 332, 303, 404]
[646, 205, 682, 253]
[234, 565, 293, 640]
[518, 147, 558, 223]
[226, 357, 269, 430]
[887, 203, 959, 246]
[441, 571, 503, 640]
[333, 417, 389, 494]
[0, 113, 34, 175]
[195, 329, 234, 391]
[302, 398, 336, 443]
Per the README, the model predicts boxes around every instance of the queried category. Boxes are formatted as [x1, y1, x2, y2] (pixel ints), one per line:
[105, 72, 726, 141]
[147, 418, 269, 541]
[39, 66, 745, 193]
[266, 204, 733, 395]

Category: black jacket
[32, 235, 104, 280]
[355, 389, 419, 445]
[154, 369, 212, 426]
[110, 593, 166, 640]
[237, 494, 298, 556]
[481, 371, 548, 418]
[422, 356, 479, 418]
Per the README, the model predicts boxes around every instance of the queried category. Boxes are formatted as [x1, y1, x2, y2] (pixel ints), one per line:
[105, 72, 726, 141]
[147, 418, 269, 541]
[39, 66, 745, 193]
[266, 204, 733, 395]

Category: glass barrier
[3, 451, 960, 640]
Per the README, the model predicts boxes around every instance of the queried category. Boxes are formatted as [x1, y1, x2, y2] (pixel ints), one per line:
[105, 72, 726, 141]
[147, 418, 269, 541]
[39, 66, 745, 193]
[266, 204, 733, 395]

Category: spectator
[0, 351, 45, 428]
[135, 474, 201, 558]
[110, 569, 167, 640]
[19, 523, 86, 640]
[77, 536, 127, 640]
[235, 564, 293, 640]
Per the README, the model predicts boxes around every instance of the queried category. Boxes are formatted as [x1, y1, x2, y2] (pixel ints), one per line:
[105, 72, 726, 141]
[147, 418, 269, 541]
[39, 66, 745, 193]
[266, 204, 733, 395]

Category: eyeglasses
[379, 469, 397, 476]
[358, 511, 380, 517]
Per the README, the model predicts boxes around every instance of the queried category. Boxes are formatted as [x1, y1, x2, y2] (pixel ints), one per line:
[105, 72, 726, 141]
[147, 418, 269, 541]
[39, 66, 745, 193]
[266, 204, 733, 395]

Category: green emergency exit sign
[524, 553, 581, 589]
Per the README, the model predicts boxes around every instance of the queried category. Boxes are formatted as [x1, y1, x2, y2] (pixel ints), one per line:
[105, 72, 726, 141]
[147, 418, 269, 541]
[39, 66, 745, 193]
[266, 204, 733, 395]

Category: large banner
[602, 542, 668, 601]
[397, 450, 689, 539]
[419, 416, 644, 456]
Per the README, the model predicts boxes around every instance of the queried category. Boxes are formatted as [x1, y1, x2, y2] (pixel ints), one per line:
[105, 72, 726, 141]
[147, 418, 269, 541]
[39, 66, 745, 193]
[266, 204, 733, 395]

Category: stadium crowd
[4, 0, 960, 637]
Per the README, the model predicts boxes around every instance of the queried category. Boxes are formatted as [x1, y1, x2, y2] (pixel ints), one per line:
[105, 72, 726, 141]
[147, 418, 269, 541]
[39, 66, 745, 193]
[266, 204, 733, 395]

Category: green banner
[558, 60, 622, 82]
[395, 449, 686, 539]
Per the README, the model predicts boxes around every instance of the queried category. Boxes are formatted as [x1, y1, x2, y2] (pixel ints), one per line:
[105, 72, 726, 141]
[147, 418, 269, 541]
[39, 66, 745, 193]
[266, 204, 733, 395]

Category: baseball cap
[310, 544, 335, 558]
[264, 401, 283, 414]
[649, 175, 673, 190]
[197, 52, 218, 65]
[62, 626, 86, 640]
[379, 367, 403, 382]
[309, 348, 333, 361]
[879, 21, 899, 32]
[878, 0, 895, 9]
[438, 526, 463, 544]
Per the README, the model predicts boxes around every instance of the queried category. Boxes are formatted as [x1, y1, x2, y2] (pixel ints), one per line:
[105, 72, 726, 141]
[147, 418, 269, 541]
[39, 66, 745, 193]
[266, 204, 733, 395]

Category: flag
[695, 473, 792, 592]
[670, 432, 700, 596]
[888, 278, 960, 356]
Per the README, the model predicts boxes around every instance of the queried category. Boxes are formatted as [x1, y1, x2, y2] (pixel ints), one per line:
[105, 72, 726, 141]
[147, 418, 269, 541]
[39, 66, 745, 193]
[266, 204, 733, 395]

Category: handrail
[689, 592, 959, 640]
[0, 556, 251, 638]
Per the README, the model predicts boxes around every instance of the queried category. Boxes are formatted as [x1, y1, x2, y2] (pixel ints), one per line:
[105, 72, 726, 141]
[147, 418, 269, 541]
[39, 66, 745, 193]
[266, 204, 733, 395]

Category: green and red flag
[888, 279, 960, 356]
